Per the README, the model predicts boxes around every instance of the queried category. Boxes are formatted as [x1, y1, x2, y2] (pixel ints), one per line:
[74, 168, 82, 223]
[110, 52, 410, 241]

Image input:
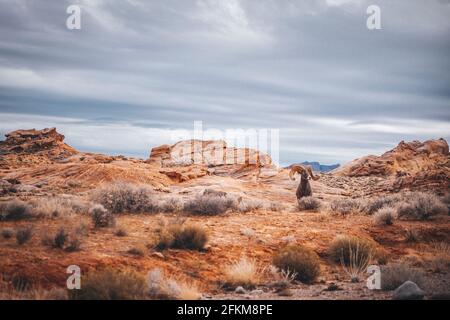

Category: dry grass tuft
[297, 197, 321, 211]
[69, 268, 147, 300]
[223, 257, 262, 288]
[155, 222, 208, 251]
[148, 268, 201, 300]
[328, 235, 376, 267]
[373, 207, 396, 226]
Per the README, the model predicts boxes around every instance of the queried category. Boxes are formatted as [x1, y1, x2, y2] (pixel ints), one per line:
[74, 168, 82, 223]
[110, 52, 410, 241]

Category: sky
[0, 0, 449, 166]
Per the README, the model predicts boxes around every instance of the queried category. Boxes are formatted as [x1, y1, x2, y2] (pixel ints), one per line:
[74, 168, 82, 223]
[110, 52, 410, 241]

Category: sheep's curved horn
[289, 164, 319, 181]
[289, 165, 306, 180]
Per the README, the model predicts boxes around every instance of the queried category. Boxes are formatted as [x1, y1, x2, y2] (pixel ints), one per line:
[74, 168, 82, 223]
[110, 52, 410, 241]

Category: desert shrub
[158, 197, 183, 213]
[156, 223, 207, 250]
[404, 228, 419, 242]
[272, 244, 321, 284]
[297, 197, 321, 211]
[127, 246, 145, 257]
[329, 198, 359, 216]
[42, 228, 81, 252]
[328, 235, 376, 266]
[65, 237, 82, 252]
[75, 222, 89, 236]
[148, 268, 201, 300]
[373, 208, 396, 226]
[0, 200, 34, 221]
[92, 182, 157, 214]
[358, 194, 403, 215]
[236, 199, 264, 213]
[90, 204, 115, 228]
[183, 194, 236, 216]
[381, 263, 425, 290]
[269, 202, 285, 212]
[269, 266, 297, 290]
[69, 268, 147, 300]
[203, 189, 227, 197]
[16, 226, 33, 245]
[396, 193, 447, 220]
[223, 257, 261, 288]
[1, 228, 14, 239]
[53, 228, 68, 249]
[114, 228, 128, 237]
[11, 274, 33, 291]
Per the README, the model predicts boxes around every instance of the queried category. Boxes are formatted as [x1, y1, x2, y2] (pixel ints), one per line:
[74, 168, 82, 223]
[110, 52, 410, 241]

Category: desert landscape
[0, 127, 449, 300]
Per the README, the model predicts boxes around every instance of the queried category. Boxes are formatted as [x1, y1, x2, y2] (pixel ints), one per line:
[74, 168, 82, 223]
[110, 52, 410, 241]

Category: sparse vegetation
[53, 228, 68, 249]
[42, 228, 81, 251]
[297, 197, 321, 211]
[183, 194, 236, 216]
[114, 228, 128, 237]
[328, 235, 375, 266]
[90, 204, 115, 228]
[15, 226, 33, 245]
[158, 197, 183, 213]
[223, 257, 261, 288]
[69, 268, 147, 300]
[396, 193, 447, 220]
[272, 244, 321, 284]
[92, 182, 157, 214]
[127, 246, 145, 257]
[381, 263, 425, 290]
[0, 200, 34, 221]
[329, 198, 360, 216]
[373, 207, 396, 226]
[148, 268, 201, 300]
[1, 228, 14, 239]
[236, 199, 264, 213]
[156, 222, 208, 250]
[65, 237, 82, 252]
[404, 228, 419, 242]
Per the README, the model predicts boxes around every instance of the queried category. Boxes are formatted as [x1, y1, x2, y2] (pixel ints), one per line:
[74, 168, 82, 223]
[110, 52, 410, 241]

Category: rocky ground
[0, 128, 449, 300]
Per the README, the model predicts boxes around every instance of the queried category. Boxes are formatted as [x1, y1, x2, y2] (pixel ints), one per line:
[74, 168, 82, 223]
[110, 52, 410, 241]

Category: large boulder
[392, 281, 425, 300]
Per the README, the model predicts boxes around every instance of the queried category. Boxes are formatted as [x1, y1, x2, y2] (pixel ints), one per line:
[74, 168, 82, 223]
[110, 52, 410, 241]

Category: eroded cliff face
[148, 139, 272, 167]
[0, 127, 77, 158]
[333, 139, 450, 192]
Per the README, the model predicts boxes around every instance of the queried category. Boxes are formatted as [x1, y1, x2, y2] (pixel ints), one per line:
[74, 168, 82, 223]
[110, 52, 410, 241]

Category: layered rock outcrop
[333, 138, 450, 192]
[149, 140, 272, 167]
[0, 127, 77, 158]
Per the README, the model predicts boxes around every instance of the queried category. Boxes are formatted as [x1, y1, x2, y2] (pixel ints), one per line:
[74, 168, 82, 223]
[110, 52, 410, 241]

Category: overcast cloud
[0, 0, 449, 165]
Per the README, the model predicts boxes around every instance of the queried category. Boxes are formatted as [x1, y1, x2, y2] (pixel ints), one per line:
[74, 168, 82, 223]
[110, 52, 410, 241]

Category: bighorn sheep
[289, 164, 319, 200]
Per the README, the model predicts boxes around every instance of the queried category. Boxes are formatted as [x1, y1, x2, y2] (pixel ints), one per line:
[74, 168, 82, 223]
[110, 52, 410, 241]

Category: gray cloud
[0, 0, 449, 165]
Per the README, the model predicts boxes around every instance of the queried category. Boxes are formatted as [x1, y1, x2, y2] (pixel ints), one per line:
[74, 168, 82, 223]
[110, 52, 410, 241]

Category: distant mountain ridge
[300, 161, 340, 173]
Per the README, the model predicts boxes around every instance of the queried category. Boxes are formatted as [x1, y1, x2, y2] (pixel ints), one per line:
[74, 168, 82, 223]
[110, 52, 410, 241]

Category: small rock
[151, 252, 165, 259]
[235, 286, 246, 294]
[251, 289, 263, 295]
[393, 281, 425, 300]
[277, 288, 293, 297]
[324, 282, 341, 291]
